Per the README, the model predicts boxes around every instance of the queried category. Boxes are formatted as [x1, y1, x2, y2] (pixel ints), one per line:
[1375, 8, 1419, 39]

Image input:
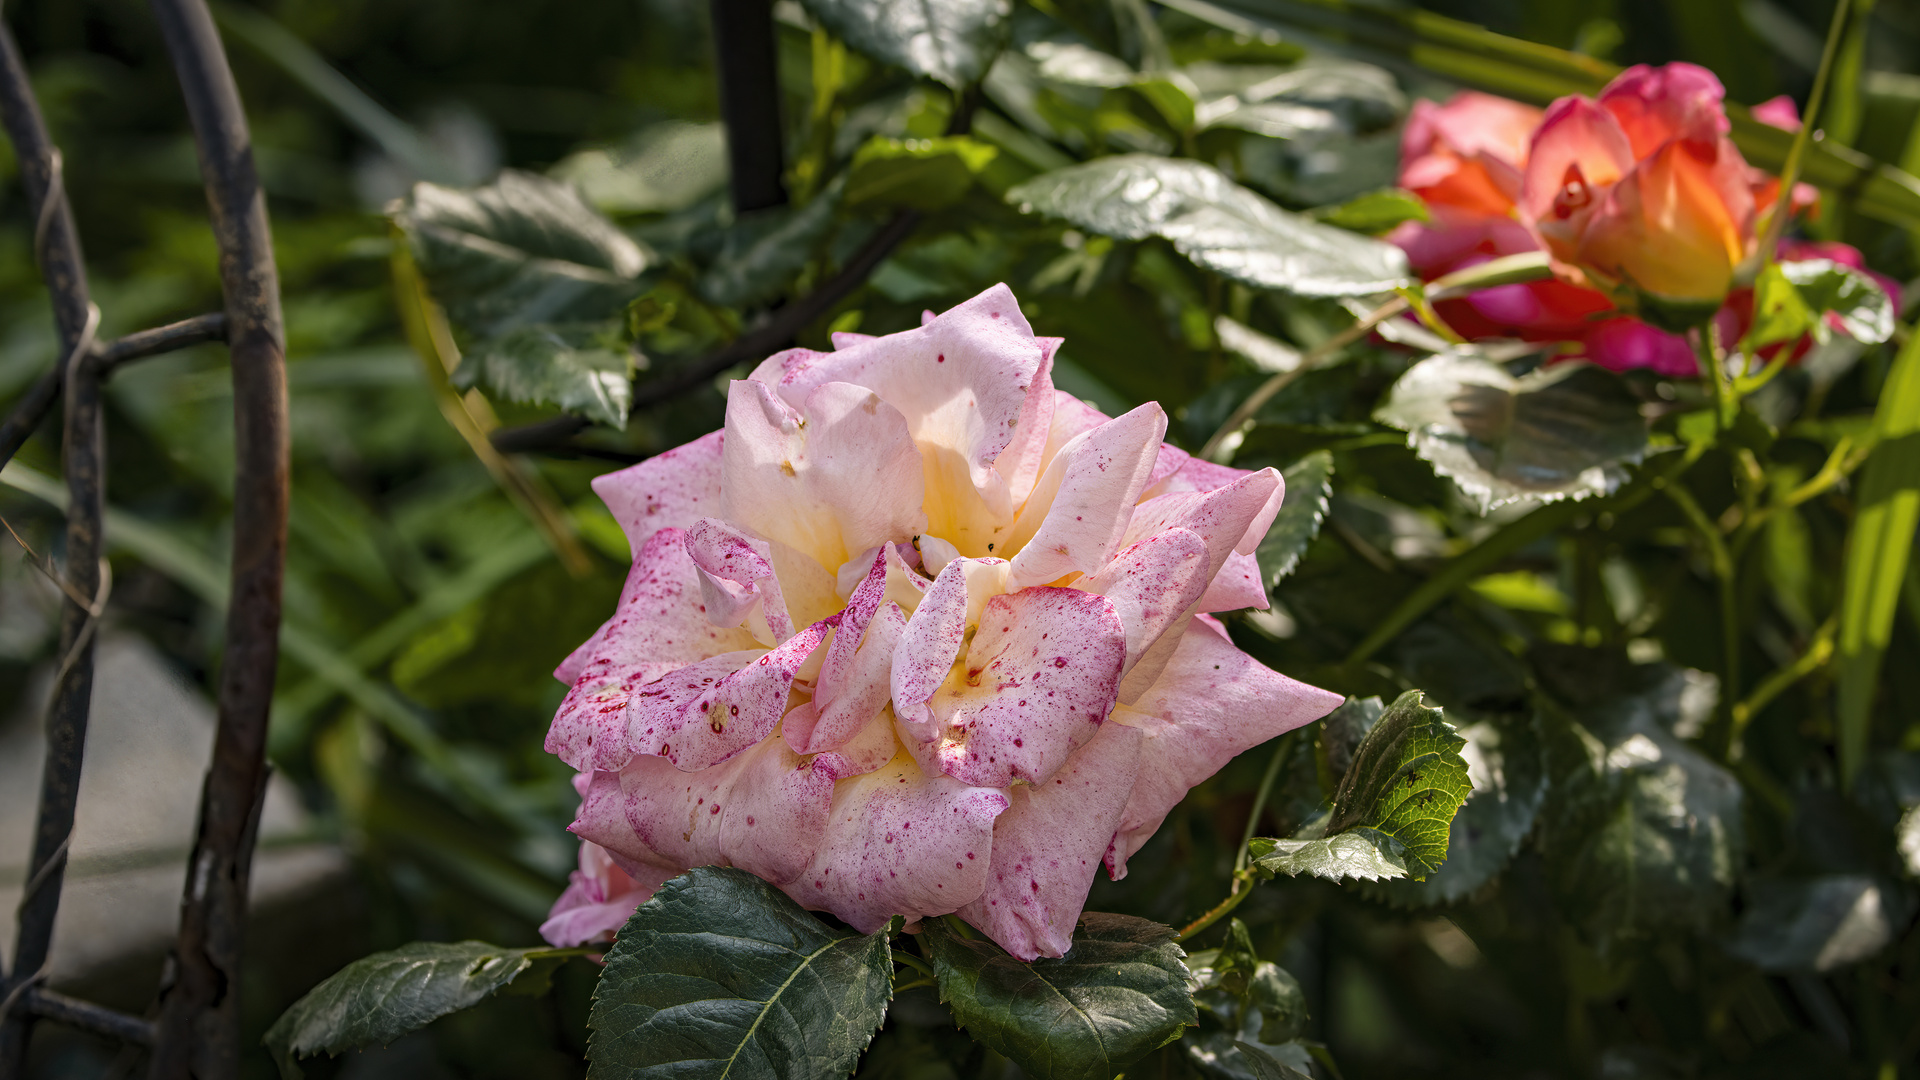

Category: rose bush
[539, 284, 1340, 959]
[1391, 65, 1886, 376]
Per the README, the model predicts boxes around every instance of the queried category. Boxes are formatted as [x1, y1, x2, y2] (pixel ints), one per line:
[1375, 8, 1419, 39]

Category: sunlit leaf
[588, 867, 892, 1080]
[845, 135, 999, 210]
[551, 121, 729, 215]
[1310, 188, 1428, 234]
[1375, 353, 1648, 512]
[1839, 332, 1920, 788]
[1323, 689, 1472, 876]
[1369, 708, 1548, 906]
[1006, 155, 1410, 296]
[1249, 831, 1408, 882]
[453, 322, 634, 427]
[264, 941, 583, 1079]
[1252, 691, 1471, 884]
[800, 0, 1012, 88]
[923, 914, 1196, 1080]
[1728, 875, 1912, 972]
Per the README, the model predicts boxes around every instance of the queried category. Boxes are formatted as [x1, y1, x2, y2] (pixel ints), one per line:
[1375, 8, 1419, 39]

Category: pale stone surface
[0, 634, 348, 986]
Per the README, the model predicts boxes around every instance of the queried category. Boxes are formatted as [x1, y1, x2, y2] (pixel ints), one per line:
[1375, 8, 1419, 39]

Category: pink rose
[541, 773, 676, 947]
[1398, 90, 1543, 223]
[543, 285, 1340, 960]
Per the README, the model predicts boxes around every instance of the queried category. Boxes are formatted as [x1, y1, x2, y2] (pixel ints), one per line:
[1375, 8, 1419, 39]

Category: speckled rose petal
[548, 528, 759, 772]
[720, 378, 927, 573]
[957, 720, 1143, 960]
[619, 732, 841, 888]
[1105, 617, 1342, 879]
[1005, 403, 1167, 589]
[592, 429, 725, 558]
[922, 587, 1126, 788]
[627, 618, 833, 772]
[683, 516, 794, 643]
[782, 751, 1008, 933]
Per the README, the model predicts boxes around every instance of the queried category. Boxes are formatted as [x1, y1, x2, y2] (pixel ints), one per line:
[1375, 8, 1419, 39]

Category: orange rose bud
[1519, 63, 1768, 323]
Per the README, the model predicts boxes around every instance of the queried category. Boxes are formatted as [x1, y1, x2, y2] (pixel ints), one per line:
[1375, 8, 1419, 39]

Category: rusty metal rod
[0, 16, 106, 1078]
[0, 313, 230, 471]
[147, 0, 289, 1076]
[17, 989, 154, 1048]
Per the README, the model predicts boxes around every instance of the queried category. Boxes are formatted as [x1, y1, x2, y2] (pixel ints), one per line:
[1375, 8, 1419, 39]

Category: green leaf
[1187, 920, 1307, 1045]
[922, 913, 1196, 1080]
[1248, 831, 1409, 883]
[697, 182, 843, 309]
[845, 136, 999, 211]
[1375, 353, 1649, 512]
[1324, 690, 1473, 877]
[1310, 187, 1429, 234]
[1534, 650, 1746, 944]
[1750, 259, 1896, 351]
[1785, 259, 1895, 344]
[392, 169, 652, 335]
[264, 941, 583, 1079]
[453, 322, 634, 427]
[1727, 875, 1911, 972]
[1368, 709, 1549, 906]
[1250, 690, 1472, 884]
[1838, 331, 1920, 788]
[550, 121, 730, 215]
[1006, 155, 1410, 297]
[1229, 1043, 1314, 1080]
[799, 0, 1012, 89]
[1744, 262, 1822, 352]
[588, 867, 892, 1080]
[1256, 451, 1333, 586]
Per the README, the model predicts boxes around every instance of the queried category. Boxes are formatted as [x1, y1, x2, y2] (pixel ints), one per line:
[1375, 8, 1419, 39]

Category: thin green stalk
[1175, 874, 1257, 943]
[1731, 616, 1837, 746]
[1759, 0, 1853, 258]
[1234, 737, 1292, 875]
[892, 951, 934, 979]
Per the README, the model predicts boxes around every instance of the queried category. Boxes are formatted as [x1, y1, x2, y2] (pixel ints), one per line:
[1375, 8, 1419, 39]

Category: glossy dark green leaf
[844, 136, 999, 211]
[588, 867, 893, 1080]
[1728, 875, 1912, 972]
[1230, 1043, 1314, 1080]
[799, 0, 1012, 88]
[1535, 651, 1746, 944]
[1786, 259, 1895, 345]
[923, 913, 1196, 1080]
[264, 941, 583, 1080]
[697, 184, 842, 309]
[453, 322, 634, 427]
[392, 169, 652, 335]
[1006, 155, 1410, 297]
[1375, 353, 1649, 512]
[1256, 451, 1332, 586]
[1320, 695, 1384, 781]
[1186, 920, 1307, 1046]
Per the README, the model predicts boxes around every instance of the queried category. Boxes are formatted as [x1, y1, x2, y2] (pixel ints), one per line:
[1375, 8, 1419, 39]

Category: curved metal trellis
[0, 1, 289, 1078]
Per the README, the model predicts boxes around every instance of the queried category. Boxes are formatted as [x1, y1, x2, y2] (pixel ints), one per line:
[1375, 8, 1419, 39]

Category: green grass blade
[1837, 330, 1920, 788]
